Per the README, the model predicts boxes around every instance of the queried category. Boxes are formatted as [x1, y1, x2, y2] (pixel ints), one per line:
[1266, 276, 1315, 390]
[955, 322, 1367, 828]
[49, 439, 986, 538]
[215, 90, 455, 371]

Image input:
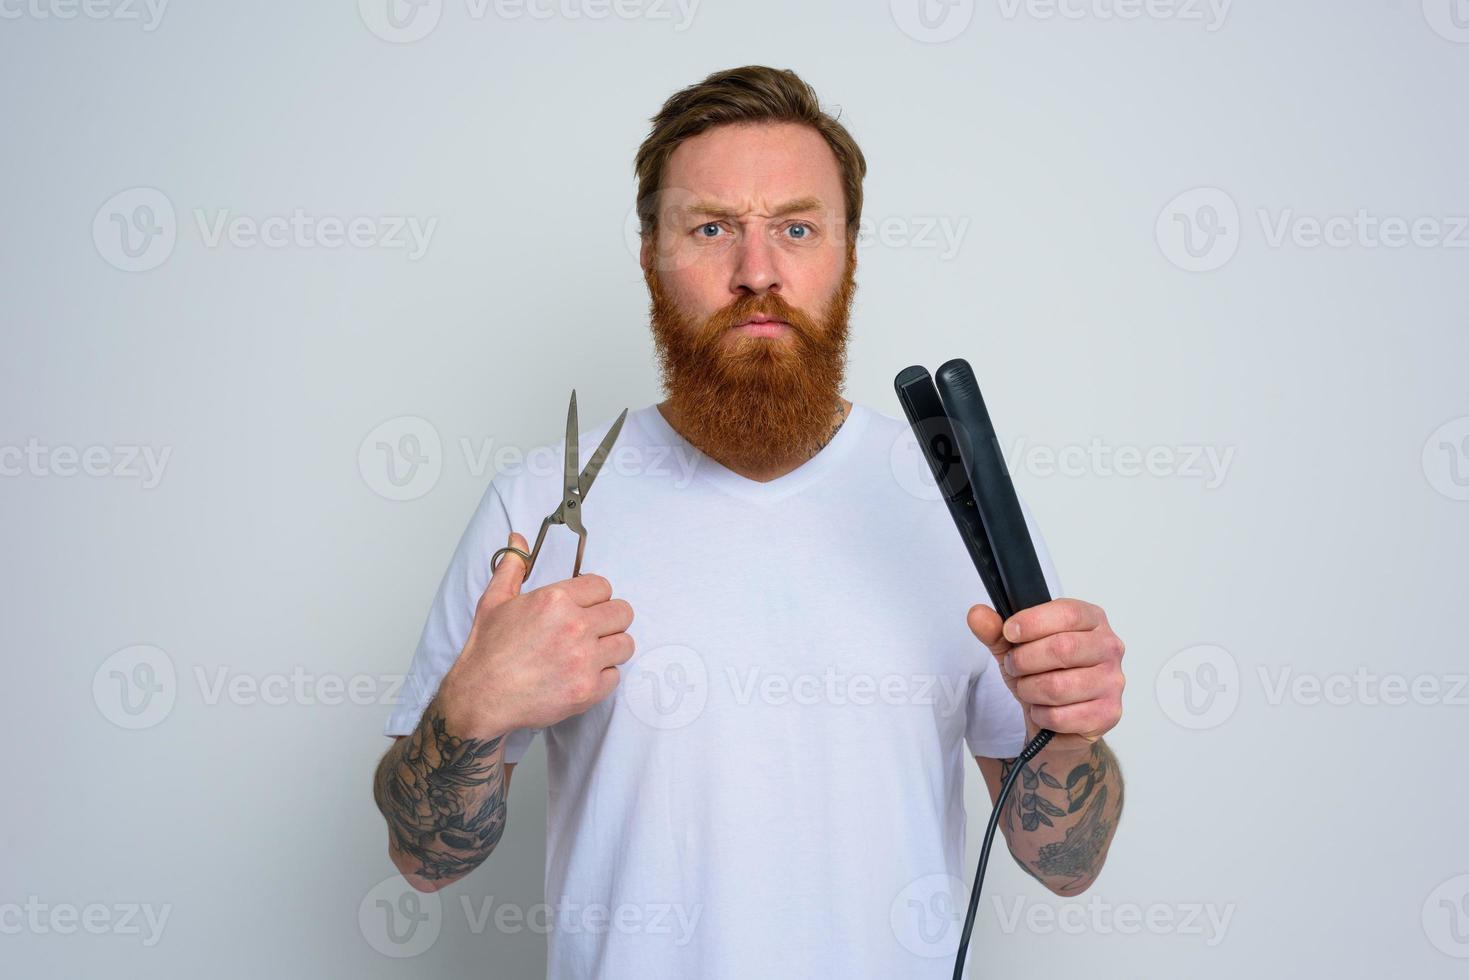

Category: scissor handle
[490, 544, 531, 575]
[571, 530, 587, 578]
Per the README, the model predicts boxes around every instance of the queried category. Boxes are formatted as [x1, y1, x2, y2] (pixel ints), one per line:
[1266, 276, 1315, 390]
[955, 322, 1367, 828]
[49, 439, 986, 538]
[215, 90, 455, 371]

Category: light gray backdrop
[3, 1, 1466, 976]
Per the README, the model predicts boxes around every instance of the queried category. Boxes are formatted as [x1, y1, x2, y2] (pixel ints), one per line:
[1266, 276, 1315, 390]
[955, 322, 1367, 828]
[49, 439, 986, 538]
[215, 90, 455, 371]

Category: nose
[730, 227, 781, 297]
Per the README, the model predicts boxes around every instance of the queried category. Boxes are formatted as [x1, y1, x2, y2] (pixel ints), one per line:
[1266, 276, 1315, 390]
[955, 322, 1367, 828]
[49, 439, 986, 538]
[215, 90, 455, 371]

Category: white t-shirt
[384, 400, 1063, 978]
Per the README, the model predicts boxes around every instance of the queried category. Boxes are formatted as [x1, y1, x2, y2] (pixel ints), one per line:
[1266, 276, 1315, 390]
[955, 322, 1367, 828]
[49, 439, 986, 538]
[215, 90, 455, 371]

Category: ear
[639, 233, 653, 276]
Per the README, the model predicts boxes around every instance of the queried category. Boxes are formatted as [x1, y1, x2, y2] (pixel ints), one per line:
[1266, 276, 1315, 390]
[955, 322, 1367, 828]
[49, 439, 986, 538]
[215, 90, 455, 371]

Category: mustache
[698, 291, 821, 341]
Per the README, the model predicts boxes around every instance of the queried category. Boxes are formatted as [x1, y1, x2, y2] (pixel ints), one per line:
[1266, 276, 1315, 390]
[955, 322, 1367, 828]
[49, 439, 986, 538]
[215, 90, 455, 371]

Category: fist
[967, 598, 1125, 755]
[437, 531, 636, 738]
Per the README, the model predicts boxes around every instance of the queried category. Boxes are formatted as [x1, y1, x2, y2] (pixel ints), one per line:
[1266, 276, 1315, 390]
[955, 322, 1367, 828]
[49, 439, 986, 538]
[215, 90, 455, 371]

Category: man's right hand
[436, 531, 636, 739]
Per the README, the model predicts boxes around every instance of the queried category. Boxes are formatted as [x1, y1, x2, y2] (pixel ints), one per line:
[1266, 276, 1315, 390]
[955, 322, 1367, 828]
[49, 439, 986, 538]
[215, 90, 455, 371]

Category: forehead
[661, 121, 844, 218]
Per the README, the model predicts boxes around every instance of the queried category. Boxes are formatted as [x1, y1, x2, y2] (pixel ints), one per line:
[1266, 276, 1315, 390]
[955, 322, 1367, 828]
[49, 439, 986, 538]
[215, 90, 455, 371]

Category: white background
[2, 0, 1467, 976]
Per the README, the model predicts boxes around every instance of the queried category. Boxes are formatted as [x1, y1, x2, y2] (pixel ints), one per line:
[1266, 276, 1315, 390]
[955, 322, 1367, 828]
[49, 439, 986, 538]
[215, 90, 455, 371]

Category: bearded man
[373, 65, 1127, 979]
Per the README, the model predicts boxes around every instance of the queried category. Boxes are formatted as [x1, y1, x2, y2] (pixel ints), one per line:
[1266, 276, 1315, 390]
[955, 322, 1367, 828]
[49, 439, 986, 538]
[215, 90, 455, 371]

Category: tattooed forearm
[997, 740, 1124, 894]
[373, 702, 509, 884]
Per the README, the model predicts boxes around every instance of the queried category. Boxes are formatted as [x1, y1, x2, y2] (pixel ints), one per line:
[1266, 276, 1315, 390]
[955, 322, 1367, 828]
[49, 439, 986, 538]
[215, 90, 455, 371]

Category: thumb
[482, 531, 530, 608]
[967, 603, 1010, 660]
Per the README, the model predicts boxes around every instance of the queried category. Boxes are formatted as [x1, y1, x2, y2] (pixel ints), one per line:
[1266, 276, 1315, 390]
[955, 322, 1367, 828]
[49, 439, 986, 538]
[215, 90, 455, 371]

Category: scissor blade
[563, 390, 579, 496]
[577, 407, 628, 501]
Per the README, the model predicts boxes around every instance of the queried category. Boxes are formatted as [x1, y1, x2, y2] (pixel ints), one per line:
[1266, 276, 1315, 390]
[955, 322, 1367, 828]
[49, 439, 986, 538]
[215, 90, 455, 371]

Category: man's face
[641, 121, 857, 473]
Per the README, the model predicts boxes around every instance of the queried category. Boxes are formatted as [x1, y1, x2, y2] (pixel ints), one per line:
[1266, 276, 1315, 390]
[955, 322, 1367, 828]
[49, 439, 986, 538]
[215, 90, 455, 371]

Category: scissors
[490, 390, 628, 580]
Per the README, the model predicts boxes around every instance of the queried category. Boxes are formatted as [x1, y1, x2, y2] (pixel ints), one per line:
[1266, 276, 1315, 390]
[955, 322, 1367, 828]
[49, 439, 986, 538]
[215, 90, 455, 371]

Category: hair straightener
[894, 359, 1056, 980]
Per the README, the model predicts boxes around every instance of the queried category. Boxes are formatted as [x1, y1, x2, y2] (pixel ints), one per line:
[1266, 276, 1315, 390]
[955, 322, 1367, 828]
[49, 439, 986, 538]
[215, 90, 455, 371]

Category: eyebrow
[683, 196, 828, 221]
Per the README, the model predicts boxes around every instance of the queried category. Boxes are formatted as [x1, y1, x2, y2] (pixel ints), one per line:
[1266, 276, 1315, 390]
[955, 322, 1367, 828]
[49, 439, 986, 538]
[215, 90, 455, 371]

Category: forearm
[996, 737, 1124, 896]
[373, 698, 510, 892]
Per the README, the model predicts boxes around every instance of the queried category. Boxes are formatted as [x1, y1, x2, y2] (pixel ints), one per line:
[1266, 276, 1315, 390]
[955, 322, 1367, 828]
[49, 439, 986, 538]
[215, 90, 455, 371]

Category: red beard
[646, 244, 858, 474]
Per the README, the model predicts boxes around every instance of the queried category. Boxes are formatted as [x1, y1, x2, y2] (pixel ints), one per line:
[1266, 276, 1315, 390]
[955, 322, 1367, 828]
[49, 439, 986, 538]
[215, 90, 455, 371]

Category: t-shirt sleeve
[382, 480, 541, 764]
[964, 495, 1065, 759]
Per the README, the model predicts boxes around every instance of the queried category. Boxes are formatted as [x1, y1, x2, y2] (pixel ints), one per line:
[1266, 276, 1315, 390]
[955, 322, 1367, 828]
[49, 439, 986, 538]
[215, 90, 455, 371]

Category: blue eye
[698, 223, 721, 237]
[788, 223, 812, 240]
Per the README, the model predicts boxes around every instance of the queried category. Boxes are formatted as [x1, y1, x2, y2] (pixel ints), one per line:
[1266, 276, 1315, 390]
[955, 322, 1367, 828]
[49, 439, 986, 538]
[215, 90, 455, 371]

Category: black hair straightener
[894, 359, 1056, 980]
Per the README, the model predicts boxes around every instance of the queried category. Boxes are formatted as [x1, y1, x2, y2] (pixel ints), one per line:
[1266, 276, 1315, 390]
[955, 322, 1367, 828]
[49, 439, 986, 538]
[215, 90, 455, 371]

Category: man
[373, 65, 1126, 978]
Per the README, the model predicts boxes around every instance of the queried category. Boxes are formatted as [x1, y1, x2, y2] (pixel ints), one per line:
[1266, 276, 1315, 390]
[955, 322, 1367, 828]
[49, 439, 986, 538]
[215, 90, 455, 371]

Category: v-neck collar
[632, 400, 869, 503]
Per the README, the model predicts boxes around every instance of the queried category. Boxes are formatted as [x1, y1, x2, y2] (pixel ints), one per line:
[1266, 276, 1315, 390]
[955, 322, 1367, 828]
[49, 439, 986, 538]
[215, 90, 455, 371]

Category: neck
[657, 396, 853, 483]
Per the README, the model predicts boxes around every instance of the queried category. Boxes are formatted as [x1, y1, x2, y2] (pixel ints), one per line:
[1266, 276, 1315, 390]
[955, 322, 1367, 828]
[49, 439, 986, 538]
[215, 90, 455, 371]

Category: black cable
[950, 726, 1054, 980]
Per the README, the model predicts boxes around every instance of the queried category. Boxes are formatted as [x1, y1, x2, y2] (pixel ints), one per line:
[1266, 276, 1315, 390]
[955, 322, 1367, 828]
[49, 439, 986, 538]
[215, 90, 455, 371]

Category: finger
[592, 664, 623, 701]
[556, 572, 615, 607]
[482, 532, 530, 607]
[1025, 699, 1112, 738]
[1003, 598, 1103, 643]
[1014, 663, 1116, 706]
[1006, 629, 1109, 677]
[586, 597, 635, 637]
[595, 631, 636, 668]
[966, 603, 1009, 656]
